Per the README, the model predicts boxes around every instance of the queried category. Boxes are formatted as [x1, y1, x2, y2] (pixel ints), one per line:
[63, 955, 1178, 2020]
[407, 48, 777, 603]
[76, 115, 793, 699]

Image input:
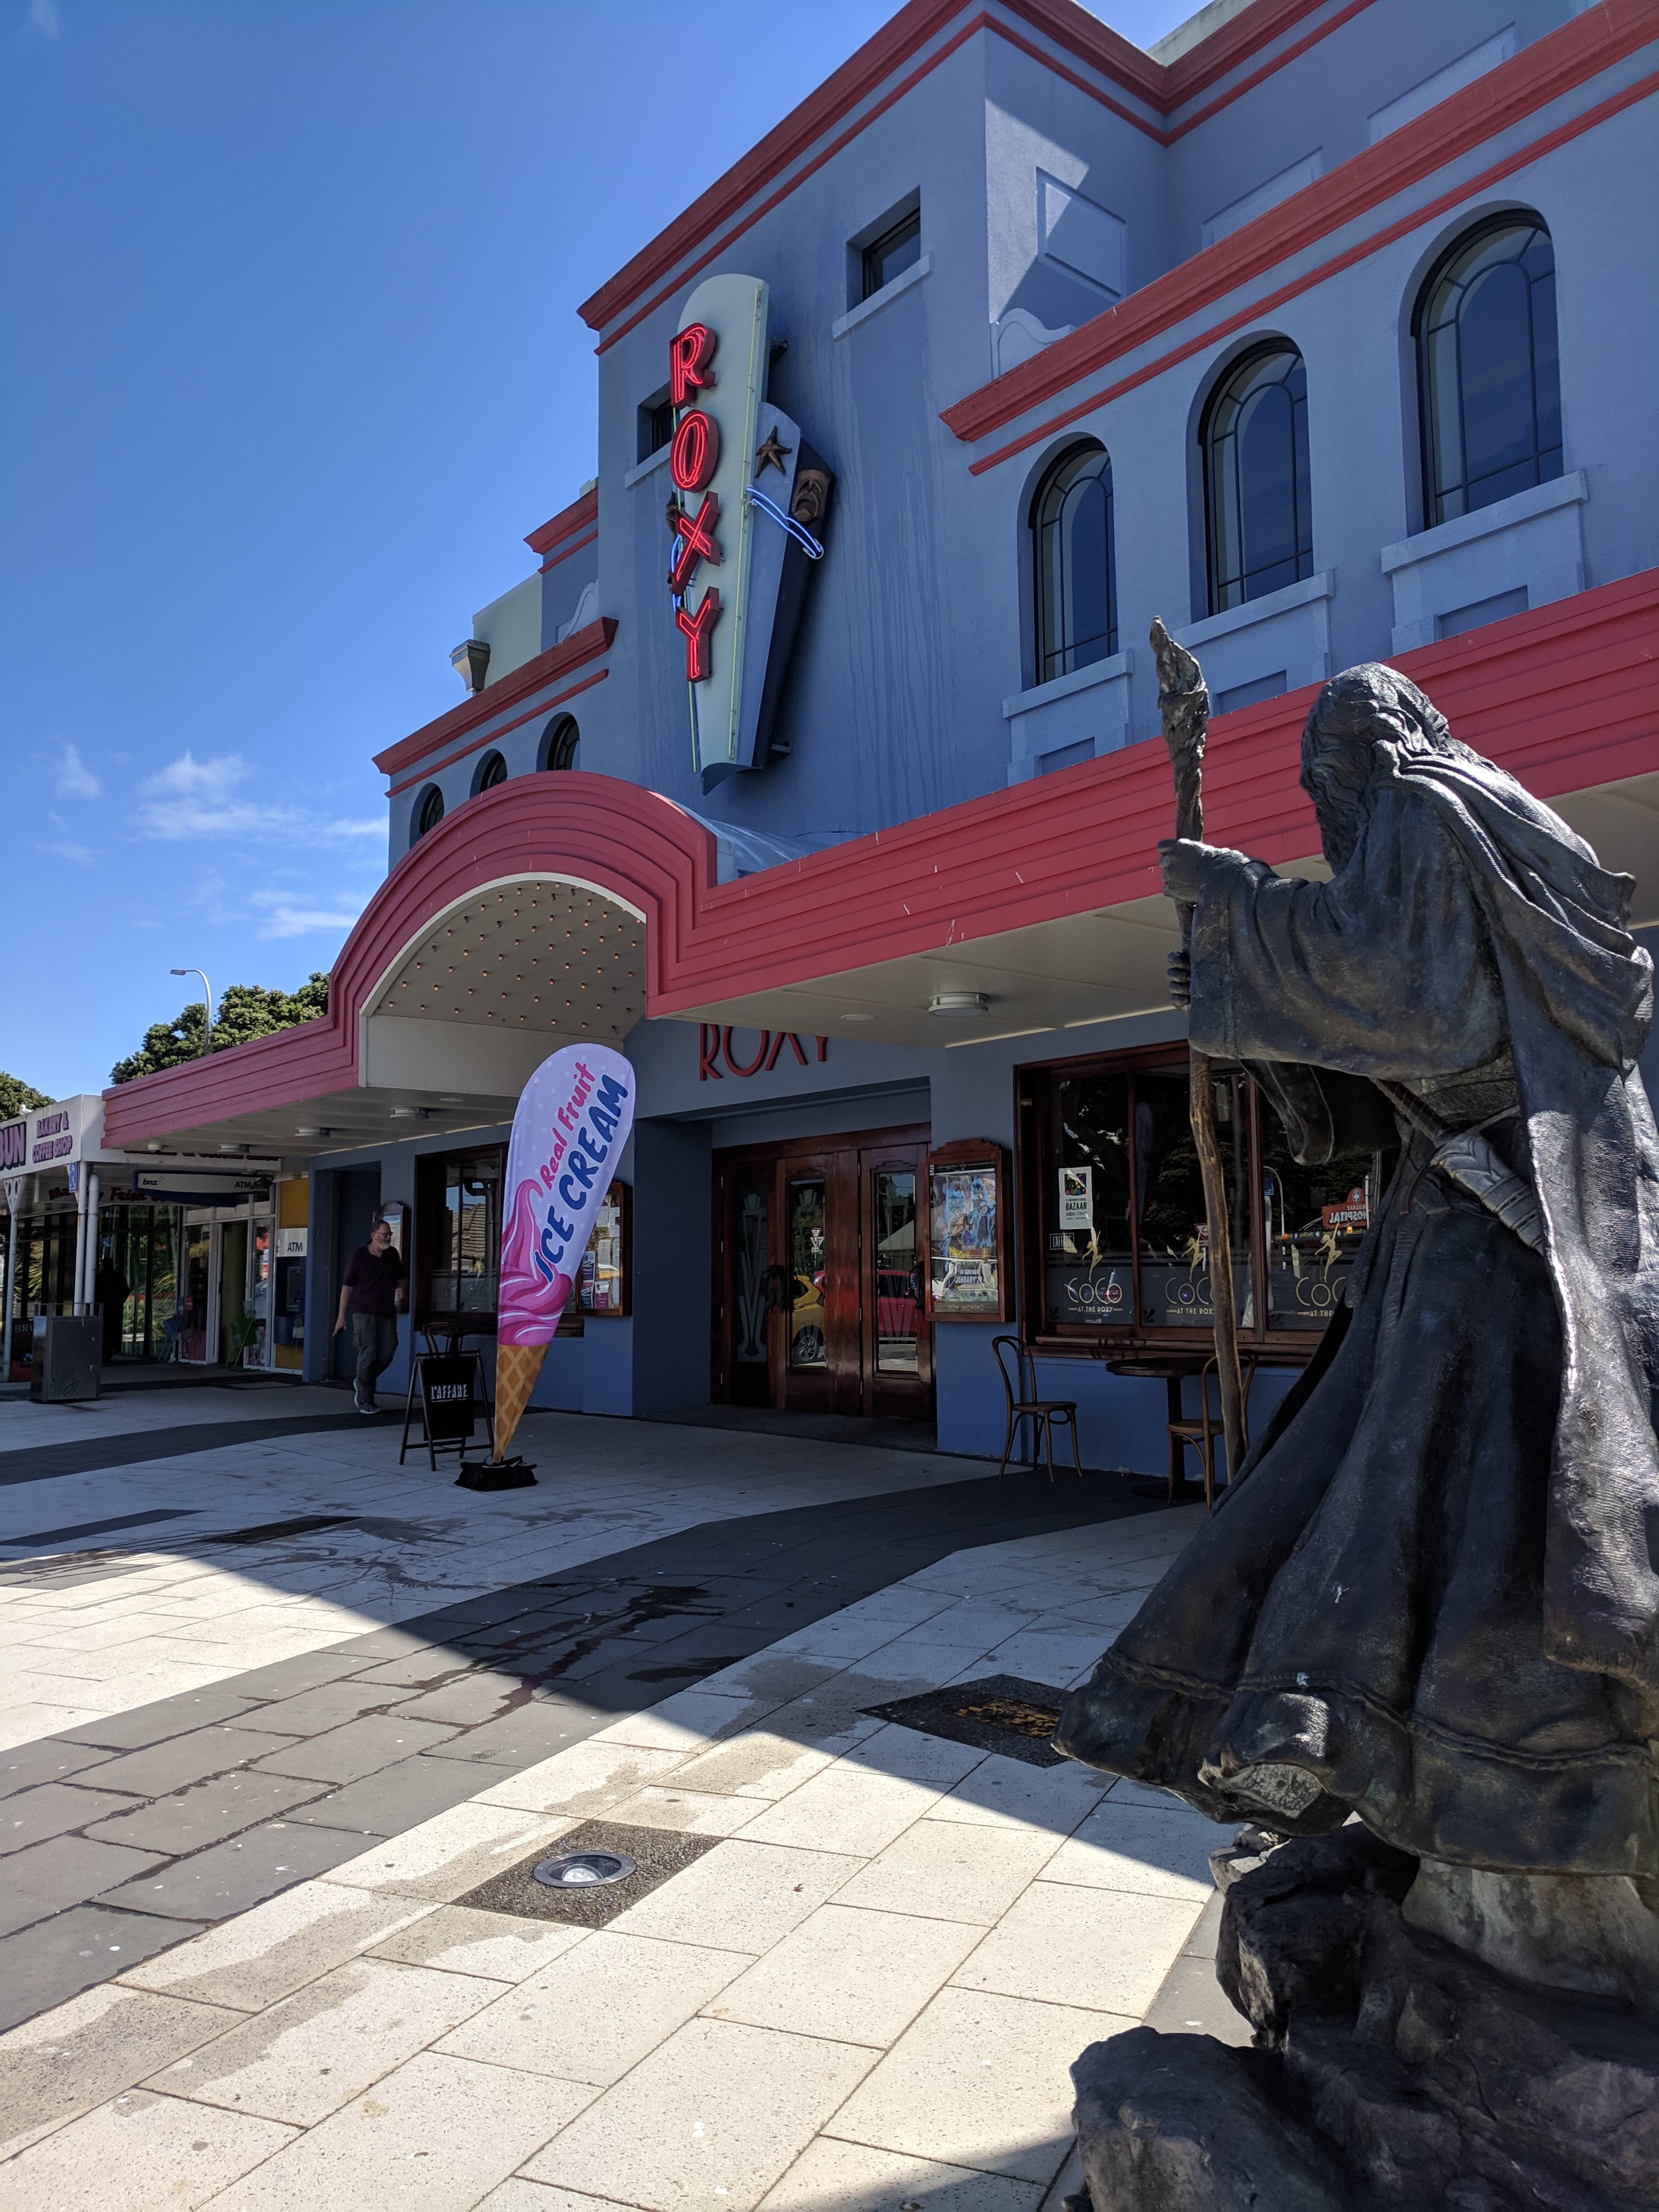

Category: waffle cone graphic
[491, 1341, 548, 1462]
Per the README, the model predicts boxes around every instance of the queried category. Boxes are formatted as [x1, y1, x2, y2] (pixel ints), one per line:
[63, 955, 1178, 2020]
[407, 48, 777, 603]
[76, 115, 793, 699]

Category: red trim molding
[372, 619, 617, 779]
[104, 571, 1659, 1150]
[385, 668, 610, 798]
[943, 0, 1657, 449]
[963, 62, 1659, 476]
[577, 0, 1360, 341]
[525, 485, 598, 557]
[539, 527, 597, 576]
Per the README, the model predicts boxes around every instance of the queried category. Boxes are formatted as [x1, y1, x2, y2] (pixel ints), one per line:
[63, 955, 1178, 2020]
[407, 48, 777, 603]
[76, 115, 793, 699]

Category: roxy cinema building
[27, 0, 1659, 1473]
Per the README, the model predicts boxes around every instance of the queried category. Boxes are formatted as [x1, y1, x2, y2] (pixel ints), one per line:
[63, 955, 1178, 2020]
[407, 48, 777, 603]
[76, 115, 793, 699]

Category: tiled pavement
[0, 1389, 1242, 2210]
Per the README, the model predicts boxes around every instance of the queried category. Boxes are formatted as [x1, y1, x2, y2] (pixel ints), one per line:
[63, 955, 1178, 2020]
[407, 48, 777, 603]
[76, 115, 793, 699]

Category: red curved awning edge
[103, 567, 1659, 1145]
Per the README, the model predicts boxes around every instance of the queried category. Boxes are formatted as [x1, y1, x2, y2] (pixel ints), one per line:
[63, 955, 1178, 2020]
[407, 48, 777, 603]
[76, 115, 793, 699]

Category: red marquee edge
[103, 568, 1659, 1147]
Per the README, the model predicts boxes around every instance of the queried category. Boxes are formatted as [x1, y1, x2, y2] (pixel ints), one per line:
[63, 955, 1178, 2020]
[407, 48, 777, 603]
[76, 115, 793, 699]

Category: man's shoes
[355, 1396, 378, 1416]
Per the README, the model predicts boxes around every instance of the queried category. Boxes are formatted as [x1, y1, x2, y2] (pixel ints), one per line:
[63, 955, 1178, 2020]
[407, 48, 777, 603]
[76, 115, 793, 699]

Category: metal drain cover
[533, 1849, 637, 1889]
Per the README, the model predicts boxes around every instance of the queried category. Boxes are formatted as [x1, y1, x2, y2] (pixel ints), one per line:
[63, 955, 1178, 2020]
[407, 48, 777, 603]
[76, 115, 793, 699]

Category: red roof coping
[372, 618, 617, 780]
[525, 485, 599, 557]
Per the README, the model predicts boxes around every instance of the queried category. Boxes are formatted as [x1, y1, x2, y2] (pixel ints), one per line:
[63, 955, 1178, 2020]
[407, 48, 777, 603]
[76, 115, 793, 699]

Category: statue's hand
[1167, 949, 1192, 1010]
[1158, 837, 1215, 904]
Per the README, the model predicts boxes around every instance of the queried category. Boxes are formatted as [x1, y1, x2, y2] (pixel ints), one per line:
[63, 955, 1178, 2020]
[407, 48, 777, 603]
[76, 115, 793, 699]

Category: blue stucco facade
[299, 0, 1659, 1472]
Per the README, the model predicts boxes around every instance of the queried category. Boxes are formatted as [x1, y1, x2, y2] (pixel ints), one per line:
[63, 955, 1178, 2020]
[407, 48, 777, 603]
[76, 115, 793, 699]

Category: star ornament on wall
[754, 427, 793, 476]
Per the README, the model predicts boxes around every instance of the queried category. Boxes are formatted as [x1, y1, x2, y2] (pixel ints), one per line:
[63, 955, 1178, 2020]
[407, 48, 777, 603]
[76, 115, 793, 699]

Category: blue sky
[3, 0, 1189, 1101]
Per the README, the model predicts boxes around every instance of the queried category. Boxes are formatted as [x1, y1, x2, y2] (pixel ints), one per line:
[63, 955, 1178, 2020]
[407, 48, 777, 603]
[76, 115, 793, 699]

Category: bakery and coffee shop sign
[666, 274, 834, 792]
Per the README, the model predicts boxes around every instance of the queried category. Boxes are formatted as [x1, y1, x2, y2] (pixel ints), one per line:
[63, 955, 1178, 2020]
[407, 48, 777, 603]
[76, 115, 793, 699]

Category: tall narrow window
[1203, 344, 1312, 614]
[1415, 216, 1561, 527]
[862, 208, 920, 301]
[472, 751, 507, 795]
[1032, 441, 1117, 685]
[413, 785, 444, 843]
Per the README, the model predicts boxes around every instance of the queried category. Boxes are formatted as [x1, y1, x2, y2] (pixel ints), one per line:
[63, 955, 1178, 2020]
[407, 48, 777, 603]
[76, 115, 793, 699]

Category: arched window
[1202, 343, 1311, 614]
[1414, 215, 1561, 527]
[1032, 442, 1116, 685]
[539, 714, 580, 772]
[472, 750, 507, 796]
[413, 785, 444, 844]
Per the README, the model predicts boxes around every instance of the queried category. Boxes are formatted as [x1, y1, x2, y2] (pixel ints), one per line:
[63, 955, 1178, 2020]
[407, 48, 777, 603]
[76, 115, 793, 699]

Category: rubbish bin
[31, 1314, 101, 1403]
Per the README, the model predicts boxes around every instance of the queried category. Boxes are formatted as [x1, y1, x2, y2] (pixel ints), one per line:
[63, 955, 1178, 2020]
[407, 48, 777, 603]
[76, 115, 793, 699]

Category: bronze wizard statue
[1058, 651, 1659, 2209]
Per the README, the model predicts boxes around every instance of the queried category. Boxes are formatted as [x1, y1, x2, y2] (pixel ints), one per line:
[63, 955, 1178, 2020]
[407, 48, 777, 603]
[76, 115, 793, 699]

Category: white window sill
[1178, 570, 1333, 650]
[1003, 648, 1132, 721]
[833, 253, 932, 340]
[1381, 471, 1586, 572]
[623, 445, 672, 491]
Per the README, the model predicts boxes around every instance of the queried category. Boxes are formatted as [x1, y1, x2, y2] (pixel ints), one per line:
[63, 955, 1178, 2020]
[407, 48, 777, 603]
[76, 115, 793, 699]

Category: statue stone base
[1070, 1826, 1659, 2210]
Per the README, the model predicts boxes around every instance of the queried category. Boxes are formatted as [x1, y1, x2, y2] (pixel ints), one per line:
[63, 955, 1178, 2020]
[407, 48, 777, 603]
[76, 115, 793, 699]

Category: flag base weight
[456, 1457, 537, 1491]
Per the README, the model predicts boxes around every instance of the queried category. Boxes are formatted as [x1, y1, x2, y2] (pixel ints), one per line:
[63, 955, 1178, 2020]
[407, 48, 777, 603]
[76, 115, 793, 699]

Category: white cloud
[252, 896, 370, 940]
[26, 0, 60, 38]
[48, 840, 93, 866]
[136, 751, 301, 840]
[317, 815, 386, 842]
[55, 743, 99, 799]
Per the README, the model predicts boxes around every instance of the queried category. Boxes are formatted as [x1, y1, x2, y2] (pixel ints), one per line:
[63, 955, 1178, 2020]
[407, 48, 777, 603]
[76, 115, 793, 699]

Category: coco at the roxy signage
[666, 274, 834, 792]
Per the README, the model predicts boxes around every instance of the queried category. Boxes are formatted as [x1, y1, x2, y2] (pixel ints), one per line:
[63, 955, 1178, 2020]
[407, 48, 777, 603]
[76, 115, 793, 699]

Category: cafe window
[1019, 1045, 1389, 1351]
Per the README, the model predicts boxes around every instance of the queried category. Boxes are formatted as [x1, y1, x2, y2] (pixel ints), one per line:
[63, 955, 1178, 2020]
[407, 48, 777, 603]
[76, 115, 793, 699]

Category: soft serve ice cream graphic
[498, 1044, 636, 1347]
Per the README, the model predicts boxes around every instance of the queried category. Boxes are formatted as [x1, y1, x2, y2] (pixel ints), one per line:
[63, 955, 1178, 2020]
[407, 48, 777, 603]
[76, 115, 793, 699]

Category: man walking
[334, 1216, 404, 1414]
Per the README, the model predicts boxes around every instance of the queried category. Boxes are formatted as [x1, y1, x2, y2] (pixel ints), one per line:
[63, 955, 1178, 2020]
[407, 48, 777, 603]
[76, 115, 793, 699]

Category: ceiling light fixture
[927, 991, 991, 1019]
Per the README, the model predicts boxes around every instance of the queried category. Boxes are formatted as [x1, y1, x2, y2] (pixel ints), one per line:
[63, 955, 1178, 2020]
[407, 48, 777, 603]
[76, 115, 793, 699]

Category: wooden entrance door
[713, 1122, 932, 1419]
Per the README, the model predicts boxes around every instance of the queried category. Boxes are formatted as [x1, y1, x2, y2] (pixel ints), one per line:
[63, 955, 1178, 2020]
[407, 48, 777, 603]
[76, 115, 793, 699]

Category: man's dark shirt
[343, 1243, 403, 1318]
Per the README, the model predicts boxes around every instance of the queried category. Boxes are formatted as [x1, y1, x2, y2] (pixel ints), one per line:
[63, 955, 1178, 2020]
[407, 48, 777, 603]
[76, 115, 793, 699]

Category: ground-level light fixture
[533, 1849, 637, 1890]
[927, 991, 991, 1018]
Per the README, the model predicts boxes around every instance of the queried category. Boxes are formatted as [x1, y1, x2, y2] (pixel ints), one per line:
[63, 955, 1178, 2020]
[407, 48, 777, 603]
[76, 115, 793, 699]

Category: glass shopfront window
[1024, 1047, 1390, 1354]
[417, 1149, 504, 1320]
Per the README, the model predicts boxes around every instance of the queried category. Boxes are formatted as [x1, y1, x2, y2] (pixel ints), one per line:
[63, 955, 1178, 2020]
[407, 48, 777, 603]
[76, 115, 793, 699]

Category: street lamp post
[171, 968, 213, 1051]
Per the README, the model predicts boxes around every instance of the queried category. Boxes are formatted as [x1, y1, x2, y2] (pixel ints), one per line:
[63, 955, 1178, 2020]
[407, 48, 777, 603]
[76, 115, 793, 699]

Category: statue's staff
[1150, 618, 1248, 1492]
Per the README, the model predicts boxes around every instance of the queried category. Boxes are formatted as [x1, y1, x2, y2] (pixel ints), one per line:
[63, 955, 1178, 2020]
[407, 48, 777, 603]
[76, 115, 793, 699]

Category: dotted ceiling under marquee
[374, 882, 645, 1041]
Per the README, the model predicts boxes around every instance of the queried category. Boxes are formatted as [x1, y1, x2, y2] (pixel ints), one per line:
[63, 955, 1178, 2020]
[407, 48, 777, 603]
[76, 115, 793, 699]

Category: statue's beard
[1303, 737, 1374, 874]
[1315, 790, 1366, 873]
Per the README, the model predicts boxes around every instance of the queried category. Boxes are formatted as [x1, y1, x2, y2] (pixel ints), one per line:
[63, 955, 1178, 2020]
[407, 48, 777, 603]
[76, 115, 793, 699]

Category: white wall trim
[1003, 648, 1132, 720]
[623, 444, 672, 491]
[1177, 570, 1334, 650]
[1381, 471, 1587, 572]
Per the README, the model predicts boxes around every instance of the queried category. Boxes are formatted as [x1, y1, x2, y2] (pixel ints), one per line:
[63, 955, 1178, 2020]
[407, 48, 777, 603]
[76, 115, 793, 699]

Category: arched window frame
[1412, 212, 1561, 530]
[412, 785, 444, 845]
[538, 714, 580, 772]
[1029, 439, 1117, 689]
[1201, 341, 1312, 616]
[470, 750, 507, 796]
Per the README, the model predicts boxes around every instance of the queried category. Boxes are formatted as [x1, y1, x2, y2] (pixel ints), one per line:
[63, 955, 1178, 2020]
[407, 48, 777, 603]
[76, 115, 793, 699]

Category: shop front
[1, 1095, 281, 1381]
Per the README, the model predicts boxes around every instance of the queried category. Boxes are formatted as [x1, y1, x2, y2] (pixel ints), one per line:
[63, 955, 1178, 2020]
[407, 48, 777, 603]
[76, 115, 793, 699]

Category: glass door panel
[180, 1221, 212, 1361]
[733, 1185, 770, 1369]
[1133, 1066, 1249, 1331]
[787, 1177, 828, 1370]
[873, 1170, 919, 1373]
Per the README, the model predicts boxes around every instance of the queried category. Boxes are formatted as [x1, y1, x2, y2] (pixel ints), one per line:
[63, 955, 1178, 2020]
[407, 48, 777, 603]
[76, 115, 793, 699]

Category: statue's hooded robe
[1057, 666, 1659, 1881]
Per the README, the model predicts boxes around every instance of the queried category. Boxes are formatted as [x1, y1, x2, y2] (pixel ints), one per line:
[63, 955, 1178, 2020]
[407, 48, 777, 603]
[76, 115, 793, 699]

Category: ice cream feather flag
[491, 1043, 635, 1461]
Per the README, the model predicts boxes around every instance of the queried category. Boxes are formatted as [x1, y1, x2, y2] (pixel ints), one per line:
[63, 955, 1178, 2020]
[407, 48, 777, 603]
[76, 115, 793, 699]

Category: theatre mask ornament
[665, 273, 835, 791]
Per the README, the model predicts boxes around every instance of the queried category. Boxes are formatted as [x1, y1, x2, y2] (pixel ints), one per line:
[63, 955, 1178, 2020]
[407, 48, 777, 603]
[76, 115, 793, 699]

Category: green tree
[0, 1072, 51, 1121]
[109, 973, 330, 1085]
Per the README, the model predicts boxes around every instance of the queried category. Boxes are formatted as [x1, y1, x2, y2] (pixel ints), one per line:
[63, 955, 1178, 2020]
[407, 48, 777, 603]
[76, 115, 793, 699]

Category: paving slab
[79, 1723, 293, 1798]
[251, 1710, 462, 1784]
[58, 1686, 270, 1750]
[117, 1876, 428, 2012]
[949, 1878, 1205, 2016]
[94, 1812, 374, 1922]
[1, 1779, 143, 1853]
[287, 1747, 522, 1836]
[0, 1981, 243, 2161]
[83, 1770, 326, 1857]
[607, 1838, 862, 1955]
[1, 2084, 297, 2210]
[0, 1740, 115, 1798]
[704, 1903, 983, 2047]
[198, 2049, 595, 2211]
[0, 1833, 167, 1940]
[758, 2135, 1044, 2212]
[142, 1955, 502, 2127]
[368, 1903, 590, 1984]
[0, 1902, 204, 2034]
[523, 2015, 879, 2212]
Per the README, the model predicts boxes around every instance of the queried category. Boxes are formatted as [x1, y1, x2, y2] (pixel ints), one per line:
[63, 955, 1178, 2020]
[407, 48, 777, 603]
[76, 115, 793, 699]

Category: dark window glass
[862, 209, 921, 301]
[1415, 217, 1562, 526]
[540, 714, 580, 772]
[419, 1149, 503, 1319]
[639, 391, 675, 463]
[414, 786, 444, 841]
[1028, 1052, 1384, 1352]
[1032, 442, 1117, 684]
[1203, 344, 1312, 614]
[474, 751, 507, 794]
